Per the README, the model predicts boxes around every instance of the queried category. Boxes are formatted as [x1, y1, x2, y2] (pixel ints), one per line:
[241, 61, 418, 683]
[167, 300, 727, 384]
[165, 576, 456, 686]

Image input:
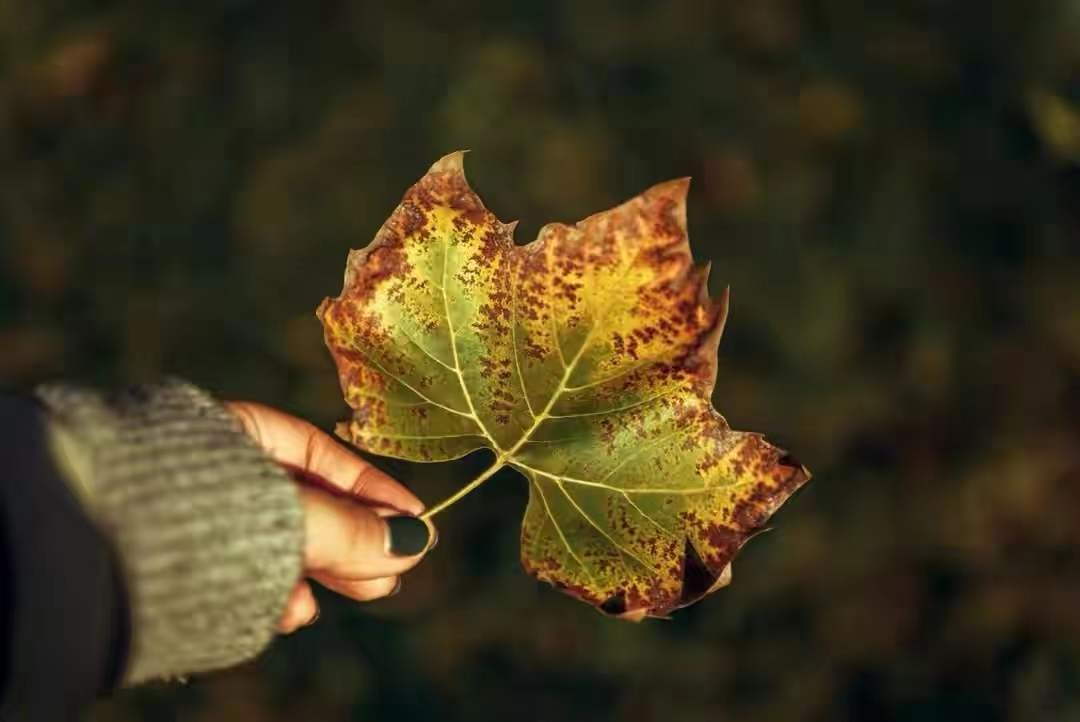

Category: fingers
[278, 575, 400, 634]
[278, 581, 319, 634]
[226, 401, 424, 516]
[300, 485, 435, 580]
[227, 402, 434, 617]
[314, 574, 401, 602]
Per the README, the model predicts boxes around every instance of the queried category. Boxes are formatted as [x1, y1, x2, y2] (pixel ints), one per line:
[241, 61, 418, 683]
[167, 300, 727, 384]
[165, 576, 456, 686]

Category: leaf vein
[440, 228, 502, 451]
[513, 461, 725, 496]
[597, 427, 688, 483]
[563, 360, 655, 393]
[545, 387, 681, 420]
[553, 478, 662, 576]
[549, 306, 568, 369]
[352, 348, 477, 420]
[398, 326, 456, 372]
[532, 474, 597, 588]
[510, 261, 537, 419]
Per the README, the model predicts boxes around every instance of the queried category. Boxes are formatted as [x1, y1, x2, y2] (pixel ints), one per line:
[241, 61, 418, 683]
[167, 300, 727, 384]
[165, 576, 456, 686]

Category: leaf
[317, 152, 810, 619]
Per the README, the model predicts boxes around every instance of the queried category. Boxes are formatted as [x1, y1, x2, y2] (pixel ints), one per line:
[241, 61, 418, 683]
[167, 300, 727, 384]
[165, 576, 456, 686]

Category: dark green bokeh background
[3, 2, 1080, 720]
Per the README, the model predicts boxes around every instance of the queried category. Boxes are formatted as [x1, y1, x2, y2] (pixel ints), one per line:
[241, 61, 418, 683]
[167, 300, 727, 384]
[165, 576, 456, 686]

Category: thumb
[299, 485, 435, 580]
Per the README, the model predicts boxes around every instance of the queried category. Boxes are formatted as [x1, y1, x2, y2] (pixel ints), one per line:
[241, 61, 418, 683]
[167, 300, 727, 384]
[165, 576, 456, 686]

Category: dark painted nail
[386, 516, 430, 556]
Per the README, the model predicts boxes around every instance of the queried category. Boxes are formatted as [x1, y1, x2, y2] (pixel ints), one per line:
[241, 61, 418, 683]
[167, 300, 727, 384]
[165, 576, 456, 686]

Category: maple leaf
[317, 152, 810, 619]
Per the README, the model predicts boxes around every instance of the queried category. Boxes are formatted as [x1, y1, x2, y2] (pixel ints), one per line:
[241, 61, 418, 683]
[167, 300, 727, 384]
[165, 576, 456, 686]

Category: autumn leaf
[317, 153, 810, 619]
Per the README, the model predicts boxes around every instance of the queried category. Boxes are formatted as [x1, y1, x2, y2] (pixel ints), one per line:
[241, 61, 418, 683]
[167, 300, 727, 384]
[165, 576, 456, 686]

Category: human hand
[226, 402, 435, 633]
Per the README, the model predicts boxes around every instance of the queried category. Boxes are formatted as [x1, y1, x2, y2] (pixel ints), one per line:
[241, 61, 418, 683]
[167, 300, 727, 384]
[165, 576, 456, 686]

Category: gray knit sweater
[35, 380, 304, 684]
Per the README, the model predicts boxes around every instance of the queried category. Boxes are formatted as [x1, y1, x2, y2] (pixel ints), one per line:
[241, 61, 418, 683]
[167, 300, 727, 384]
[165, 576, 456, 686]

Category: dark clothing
[0, 396, 127, 721]
[0, 382, 304, 721]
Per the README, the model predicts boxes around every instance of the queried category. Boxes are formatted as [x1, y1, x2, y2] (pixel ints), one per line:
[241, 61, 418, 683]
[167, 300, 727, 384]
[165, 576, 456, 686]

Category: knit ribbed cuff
[37, 380, 304, 684]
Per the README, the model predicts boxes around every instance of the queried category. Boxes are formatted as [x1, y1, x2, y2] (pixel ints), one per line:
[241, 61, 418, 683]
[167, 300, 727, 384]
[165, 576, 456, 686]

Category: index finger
[227, 401, 424, 516]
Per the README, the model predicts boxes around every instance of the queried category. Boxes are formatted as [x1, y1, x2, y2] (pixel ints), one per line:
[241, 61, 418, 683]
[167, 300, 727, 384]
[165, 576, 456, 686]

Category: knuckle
[303, 427, 322, 471]
[348, 465, 378, 499]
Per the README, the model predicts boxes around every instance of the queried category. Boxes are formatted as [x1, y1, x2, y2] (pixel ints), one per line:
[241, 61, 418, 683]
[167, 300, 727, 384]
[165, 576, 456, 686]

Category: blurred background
[2, 1, 1080, 720]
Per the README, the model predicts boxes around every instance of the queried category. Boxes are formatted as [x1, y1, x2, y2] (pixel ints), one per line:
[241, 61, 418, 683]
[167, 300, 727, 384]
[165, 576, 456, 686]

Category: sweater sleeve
[34, 379, 304, 685]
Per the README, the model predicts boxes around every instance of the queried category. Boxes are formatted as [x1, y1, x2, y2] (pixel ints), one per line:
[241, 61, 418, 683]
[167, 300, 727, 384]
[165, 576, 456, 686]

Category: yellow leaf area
[317, 153, 810, 619]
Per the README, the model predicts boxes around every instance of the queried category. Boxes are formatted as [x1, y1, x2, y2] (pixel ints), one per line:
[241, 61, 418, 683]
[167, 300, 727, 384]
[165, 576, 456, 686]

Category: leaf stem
[420, 456, 506, 520]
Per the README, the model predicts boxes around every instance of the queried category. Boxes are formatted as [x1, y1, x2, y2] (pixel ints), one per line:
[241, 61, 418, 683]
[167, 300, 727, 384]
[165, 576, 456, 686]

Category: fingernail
[385, 515, 430, 556]
[305, 608, 320, 627]
[389, 578, 403, 597]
